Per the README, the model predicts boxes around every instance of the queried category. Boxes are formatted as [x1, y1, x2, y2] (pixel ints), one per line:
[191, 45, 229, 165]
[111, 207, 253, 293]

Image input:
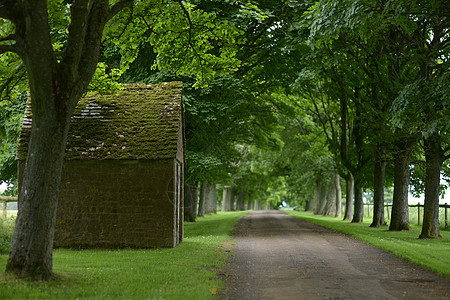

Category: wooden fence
[1, 196, 17, 218]
[363, 202, 449, 229]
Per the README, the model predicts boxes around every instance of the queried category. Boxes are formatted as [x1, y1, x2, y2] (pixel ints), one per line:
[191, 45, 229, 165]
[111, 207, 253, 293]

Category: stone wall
[19, 159, 181, 248]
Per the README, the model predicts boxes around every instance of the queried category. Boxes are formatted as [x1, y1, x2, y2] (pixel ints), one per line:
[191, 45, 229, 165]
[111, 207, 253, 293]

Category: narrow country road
[220, 211, 450, 300]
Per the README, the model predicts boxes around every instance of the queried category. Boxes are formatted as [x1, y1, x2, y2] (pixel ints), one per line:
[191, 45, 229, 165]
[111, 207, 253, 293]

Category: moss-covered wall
[59, 159, 180, 248]
[18, 159, 181, 248]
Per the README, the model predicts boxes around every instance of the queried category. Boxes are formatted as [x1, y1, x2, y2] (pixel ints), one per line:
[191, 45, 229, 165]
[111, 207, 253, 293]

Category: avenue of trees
[0, 0, 448, 280]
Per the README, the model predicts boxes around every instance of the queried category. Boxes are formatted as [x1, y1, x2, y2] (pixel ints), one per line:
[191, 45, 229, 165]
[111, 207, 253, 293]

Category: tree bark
[237, 191, 245, 211]
[7, 103, 70, 280]
[256, 200, 262, 210]
[335, 173, 342, 218]
[315, 177, 328, 215]
[5, 0, 126, 280]
[184, 183, 198, 222]
[204, 182, 216, 214]
[352, 182, 363, 223]
[323, 179, 336, 216]
[371, 149, 387, 227]
[198, 181, 206, 217]
[247, 193, 252, 210]
[389, 146, 413, 231]
[343, 173, 354, 221]
[222, 187, 232, 212]
[308, 179, 320, 212]
[420, 133, 443, 238]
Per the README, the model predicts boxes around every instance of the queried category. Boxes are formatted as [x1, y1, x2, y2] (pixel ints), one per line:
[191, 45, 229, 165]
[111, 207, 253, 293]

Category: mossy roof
[17, 82, 183, 160]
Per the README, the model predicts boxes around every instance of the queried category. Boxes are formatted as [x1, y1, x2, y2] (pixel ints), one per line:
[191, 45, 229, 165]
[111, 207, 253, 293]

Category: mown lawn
[0, 211, 248, 299]
[285, 210, 450, 278]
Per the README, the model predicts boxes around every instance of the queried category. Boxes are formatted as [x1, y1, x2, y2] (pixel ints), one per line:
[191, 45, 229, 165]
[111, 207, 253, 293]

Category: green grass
[285, 210, 450, 278]
[0, 216, 15, 254]
[0, 211, 248, 299]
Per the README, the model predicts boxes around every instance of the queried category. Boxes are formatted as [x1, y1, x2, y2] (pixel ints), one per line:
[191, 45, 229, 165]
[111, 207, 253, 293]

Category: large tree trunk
[204, 182, 217, 214]
[247, 193, 252, 210]
[343, 173, 354, 221]
[371, 149, 387, 227]
[420, 133, 443, 238]
[184, 183, 198, 222]
[198, 181, 207, 217]
[237, 191, 245, 211]
[222, 187, 232, 212]
[256, 200, 262, 210]
[335, 173, 342, 218]
[7, 105, 70, 280]
[389, 147, 413, 231]
[323, 179, 336, 216]
[352, 182, 363, 223]
[315, 177, 328, 215]
[5, 0, 120, 280]
[308, 179, 320, 212]
[229, 187, 235, 211]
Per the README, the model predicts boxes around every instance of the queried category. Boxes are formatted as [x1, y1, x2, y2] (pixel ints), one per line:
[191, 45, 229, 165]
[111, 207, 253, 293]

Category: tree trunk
[389, 148, 412, 231]
[371, 149, 387, 227]
[204, 182, 216, 214]
[5, 0, 118, 280]
[308, 179, 320, 212]
[7, 108, 70, 280]
[198, 181, 206, 217]
[257, 200, 262, 210]
[247, 193, 252, 210]
[229, 187, 235, 211]
[335, 173, 342, 218]
[316, 177, 328, 215]
[221, 188, 227, 212]
[222, 187, 232, 212]
[184, 184, 198, 222]
[343, 173, 354, 221]
[238, 191, 245, 211]
[420, 133, 443, 238]
[323, 179, 336, 216]
[352, 183, 363, 223]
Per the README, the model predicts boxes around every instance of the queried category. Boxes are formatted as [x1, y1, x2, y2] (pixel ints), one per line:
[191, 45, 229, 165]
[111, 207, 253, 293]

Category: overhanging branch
[108, 0, 134, 21]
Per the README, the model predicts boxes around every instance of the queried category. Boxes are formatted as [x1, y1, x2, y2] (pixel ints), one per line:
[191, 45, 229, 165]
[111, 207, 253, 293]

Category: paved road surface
[220, 210, 450, 300]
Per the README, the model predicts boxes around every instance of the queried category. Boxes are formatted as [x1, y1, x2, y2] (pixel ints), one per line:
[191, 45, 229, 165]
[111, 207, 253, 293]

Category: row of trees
[295, 0, 449, 239]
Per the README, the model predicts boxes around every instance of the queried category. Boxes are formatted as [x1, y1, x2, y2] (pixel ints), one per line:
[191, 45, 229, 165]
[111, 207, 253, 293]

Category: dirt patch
[219, 210, 450, 300]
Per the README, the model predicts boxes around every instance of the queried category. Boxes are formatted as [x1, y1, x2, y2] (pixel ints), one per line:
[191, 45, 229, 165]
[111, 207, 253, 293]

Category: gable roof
[17, 82, 183, 161]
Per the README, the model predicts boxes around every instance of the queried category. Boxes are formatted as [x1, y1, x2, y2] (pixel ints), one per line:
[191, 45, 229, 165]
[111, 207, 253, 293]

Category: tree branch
[61, 0, 90, 77]
[309, 92, 331, 143]
[0, 64, 25, 97]
[108, 0, 133, 21]
[73, 0, 112, 101]
[177, 0, 208, 80]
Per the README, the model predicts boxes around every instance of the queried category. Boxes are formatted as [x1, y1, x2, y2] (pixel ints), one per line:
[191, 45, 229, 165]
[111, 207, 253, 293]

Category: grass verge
[285, 210, 450, 278]
[0, 211, 248, 299]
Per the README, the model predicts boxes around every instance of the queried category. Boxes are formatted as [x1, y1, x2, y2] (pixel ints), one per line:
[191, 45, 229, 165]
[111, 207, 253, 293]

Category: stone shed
[17, 82, 184, 248]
